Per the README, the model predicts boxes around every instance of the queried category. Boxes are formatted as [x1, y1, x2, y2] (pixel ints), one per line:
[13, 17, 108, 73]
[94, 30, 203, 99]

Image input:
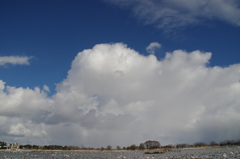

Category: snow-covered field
[0, 146, 239, 159]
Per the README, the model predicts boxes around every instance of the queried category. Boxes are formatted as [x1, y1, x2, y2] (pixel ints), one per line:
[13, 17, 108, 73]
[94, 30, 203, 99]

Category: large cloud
[0, 43, 240, 147]
[105, 0, 240, 30]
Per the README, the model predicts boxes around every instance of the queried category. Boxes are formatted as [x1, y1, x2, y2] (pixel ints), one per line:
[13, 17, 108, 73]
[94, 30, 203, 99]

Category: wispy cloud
[146, 42, 161, 54]
[0, 56, 32, 66]
[105, 0, 240, 30]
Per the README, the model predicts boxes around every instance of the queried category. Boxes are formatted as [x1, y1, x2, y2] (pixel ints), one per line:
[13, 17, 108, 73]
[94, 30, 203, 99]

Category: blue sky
[0, 0, 240, 147]
[1, 0, 240, 94]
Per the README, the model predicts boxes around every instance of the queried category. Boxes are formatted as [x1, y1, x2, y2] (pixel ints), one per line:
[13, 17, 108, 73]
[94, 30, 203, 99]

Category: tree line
[1, 139, 240, 150]
[175, 140, 240, 148]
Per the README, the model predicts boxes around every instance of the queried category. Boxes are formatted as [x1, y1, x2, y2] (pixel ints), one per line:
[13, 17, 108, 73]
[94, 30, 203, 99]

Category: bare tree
[233, 140, 240, 145]
[144, 140, 160, 149]
[193, 142, 206, 147]
[116, 146, 121, 150]
[210, 141, 218, 146]
[164, 144, 174, 148]
[139, 143, 145, 150]
[176, 143, 188, 148]
[129, 144, 137, 150]
[219, 140, 236, 146]
[106, 145, 112, 150]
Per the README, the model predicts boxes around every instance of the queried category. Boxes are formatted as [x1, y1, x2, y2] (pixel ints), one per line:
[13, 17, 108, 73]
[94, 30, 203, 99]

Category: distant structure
[9, 143, 19, 150]
[0, 141, 7, 149]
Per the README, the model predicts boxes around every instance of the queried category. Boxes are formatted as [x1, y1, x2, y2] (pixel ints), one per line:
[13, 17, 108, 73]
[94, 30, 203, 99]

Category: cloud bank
[0, 43, 240, 147]
[105, 0, 240, 29]
[0, 56, 32, 66]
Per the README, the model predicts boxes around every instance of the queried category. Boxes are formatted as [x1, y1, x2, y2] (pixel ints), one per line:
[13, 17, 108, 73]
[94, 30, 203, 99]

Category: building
[9, 143, 19, 150]
[0, 141, 7, 149]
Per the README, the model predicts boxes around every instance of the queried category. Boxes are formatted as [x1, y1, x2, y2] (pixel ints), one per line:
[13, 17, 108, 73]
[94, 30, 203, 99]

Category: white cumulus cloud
[105, 0, 240, 29]
[0, 43, 240, 147]
[146, 42, 161, 54]
[0, 56, 32, 66]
